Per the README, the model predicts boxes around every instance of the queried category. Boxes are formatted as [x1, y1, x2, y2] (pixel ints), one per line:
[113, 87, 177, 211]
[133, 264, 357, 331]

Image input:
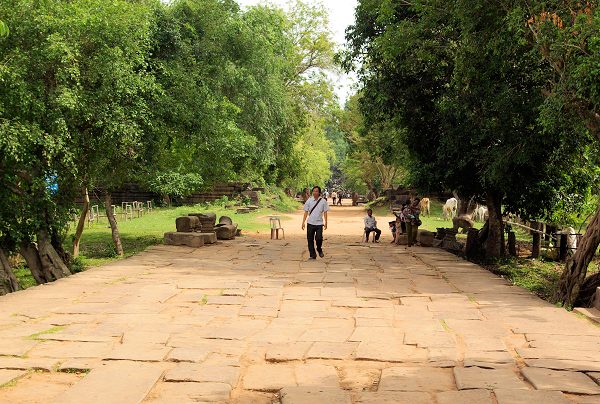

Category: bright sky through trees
[237, 0, 358, 104]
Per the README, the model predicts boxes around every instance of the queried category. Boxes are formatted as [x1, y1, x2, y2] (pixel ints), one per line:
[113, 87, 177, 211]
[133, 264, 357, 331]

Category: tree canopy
[0, 0, 340, 292]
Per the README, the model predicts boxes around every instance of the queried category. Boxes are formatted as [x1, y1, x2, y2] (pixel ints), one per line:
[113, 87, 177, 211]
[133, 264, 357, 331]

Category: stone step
[164, 232, 204, 248]
[573, 307, 600, 324]
[56, 361, 166, 404]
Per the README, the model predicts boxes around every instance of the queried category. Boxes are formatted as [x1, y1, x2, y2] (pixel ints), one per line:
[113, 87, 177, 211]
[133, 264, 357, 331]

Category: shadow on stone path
[1, 208, 599, 403]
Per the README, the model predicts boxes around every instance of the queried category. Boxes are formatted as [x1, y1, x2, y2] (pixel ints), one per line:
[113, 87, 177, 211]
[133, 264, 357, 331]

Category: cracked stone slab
[521, 367, 600, 395]
[436, 389, 493, 404]
[524, 358, 600, 372]
[453, 367, 527, 390]
[165, 347, 212, 363]
[355, 342, 427, 363]
[265, 342, 312, 362]
[104, 344, 171, 362]
[0, 369, 27, 385]
[280, 386, 351, 404]
[163, 363, 240, 386]
[56, 361, 166, 403]
[379, 366, 455, 392]
[294, 363, 339, 387]
[305, 342, 357, 360]
[0, 357, 59, 372]
[0, 339, 38, 356]
[494, 389, 571, 404]
[145, 381, 231, 403]
[356, 391, 432, 403]
[243, 364, 296, 392]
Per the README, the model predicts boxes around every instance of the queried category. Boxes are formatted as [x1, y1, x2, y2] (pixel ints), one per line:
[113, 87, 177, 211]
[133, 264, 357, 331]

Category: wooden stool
[269, 216, 285, 240]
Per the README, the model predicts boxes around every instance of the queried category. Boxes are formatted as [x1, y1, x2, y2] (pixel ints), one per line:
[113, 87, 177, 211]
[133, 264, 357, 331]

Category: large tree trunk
[555, 200, 600, 307]
[73, 188, 90, 258]
[485, 193, 503, 259]
[0, 248, 19, 295]
[37, 230, 71, 279]
[20, 242, 50, 284]
[105, 192, 124, 257]
[574, 271, 600, 308]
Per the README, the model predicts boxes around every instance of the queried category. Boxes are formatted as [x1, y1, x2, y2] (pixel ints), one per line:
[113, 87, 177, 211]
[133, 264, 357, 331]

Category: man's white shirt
[364, 215, 377, 229]
[304, 197, 329, 226]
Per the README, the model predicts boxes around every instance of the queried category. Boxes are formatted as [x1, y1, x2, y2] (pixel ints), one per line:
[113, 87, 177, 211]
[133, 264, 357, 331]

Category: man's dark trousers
[365, 227, 381, 241]
[307, 223, 323, 258]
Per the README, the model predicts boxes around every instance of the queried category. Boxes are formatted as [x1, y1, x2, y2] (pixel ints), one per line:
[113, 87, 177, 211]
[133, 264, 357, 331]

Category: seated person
[364, 209, 381, 242]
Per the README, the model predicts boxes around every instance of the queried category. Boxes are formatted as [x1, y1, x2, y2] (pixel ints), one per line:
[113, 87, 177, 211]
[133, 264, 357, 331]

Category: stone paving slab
[436, 389, 493, 404]
[356, 391, 432, 403]
[279, 386, 351, 404]
[521, 367, 600, 395]
[494, 389, 571, 404]
[0, 369, 27, 385]
[454, 367, 528, 390]
[2, 218, 600, 402]
[379, 366, 455, 392]
[56, 361, 167, 403]
[144, 381, 231, 403]
[164, 363, 240, 386]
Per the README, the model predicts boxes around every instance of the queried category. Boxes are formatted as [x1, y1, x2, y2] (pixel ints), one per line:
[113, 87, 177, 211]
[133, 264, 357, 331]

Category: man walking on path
[302, 186, 329, 260]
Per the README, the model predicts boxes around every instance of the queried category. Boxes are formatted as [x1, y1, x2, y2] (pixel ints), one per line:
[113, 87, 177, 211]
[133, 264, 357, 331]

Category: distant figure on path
[403, 198, 421, 247]
[323, 189, 329, 201]
[337, 193, 343, 206]
[301, 186, 329, 260]
[364, 209, 381, 242]
[331, 191, 338, 205]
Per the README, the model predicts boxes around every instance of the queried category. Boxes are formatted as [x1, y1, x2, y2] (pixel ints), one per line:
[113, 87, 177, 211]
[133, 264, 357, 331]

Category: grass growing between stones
[27, 326, 66, 341]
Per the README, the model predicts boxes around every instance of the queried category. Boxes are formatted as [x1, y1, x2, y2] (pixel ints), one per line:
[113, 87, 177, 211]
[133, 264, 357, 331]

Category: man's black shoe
[309, 256, 317, 260]
[318, 251, 324, 258]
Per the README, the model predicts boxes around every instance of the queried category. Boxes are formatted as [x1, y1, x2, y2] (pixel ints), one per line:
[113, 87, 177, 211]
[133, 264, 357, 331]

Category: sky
[236, 0, 359, 105]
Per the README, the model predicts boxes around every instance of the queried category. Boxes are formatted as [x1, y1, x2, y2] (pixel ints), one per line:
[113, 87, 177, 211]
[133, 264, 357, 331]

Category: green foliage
[338, 94, 409, 193]
[149, 172, 203, 200]
[0, 20, 8, 37]
[344, 0, 596, 222]
[260, 185, 301, 213]
[491, 257, 562, 301]
[0, 0, 339, 282]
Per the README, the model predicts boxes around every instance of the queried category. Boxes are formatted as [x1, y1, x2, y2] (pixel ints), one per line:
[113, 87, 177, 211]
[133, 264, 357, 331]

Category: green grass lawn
[11, 194, 301, 290]
[66, 201, 300, 268]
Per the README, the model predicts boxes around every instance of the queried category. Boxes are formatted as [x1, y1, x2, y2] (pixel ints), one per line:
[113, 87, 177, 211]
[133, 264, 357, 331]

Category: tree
[344, 0, 585, 258]
[525, 1, 600, 306]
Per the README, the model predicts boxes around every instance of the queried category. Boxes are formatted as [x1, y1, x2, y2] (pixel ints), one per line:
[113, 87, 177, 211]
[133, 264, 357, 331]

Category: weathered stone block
[418, 230, 435, 247]
[189, 212, 216, 232]
[164, 232, 205, 248]
[396, 234, 408, 245]
[219, 216, 233, 225]
[215, 224, 238, 240]
[176, 216, 200, 233]
[199, 232, 217, 244]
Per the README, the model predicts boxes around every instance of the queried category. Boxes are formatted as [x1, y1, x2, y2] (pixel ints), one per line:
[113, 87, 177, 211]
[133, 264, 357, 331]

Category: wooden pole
[559, 234, 568, 262]
[508, 231, 517, 257]
[532, 233, 541, 258]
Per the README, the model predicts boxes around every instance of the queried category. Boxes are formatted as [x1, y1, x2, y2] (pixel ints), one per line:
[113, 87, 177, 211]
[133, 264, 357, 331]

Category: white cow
[474, 205, 488, 222]
[443, 198, 458, 220]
